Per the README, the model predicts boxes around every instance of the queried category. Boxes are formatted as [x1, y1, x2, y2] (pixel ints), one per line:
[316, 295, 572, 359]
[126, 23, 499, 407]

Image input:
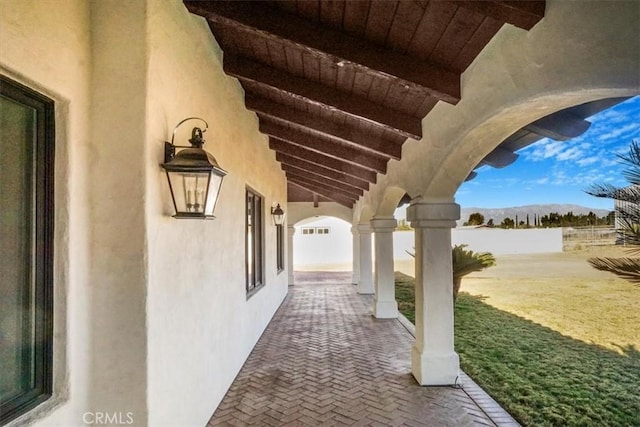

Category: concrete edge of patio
[396, 313, 521, 427]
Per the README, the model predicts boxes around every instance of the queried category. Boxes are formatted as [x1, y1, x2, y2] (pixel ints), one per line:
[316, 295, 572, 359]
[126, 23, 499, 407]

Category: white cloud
[598, 122, 639, 141]
[576, 156, 600, 166]
[556, 146, 583, 161]
[523, 139, 591, 164]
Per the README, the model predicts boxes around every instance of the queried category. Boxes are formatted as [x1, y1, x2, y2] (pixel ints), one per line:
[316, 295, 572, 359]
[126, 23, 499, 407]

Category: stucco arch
[354, 205, 375, 225]
[373, 186, 408, 218]
[422, 92, 638, 199]
[377, 0, 639, 202]
[287, 201, 353, 226]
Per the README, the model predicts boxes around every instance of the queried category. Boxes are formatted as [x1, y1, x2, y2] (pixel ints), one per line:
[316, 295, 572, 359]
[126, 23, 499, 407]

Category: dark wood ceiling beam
[287, 172, 359, 200]
[455, 1, 546, 30]
[288, 181, 353, 208]
[259, 120, 387, 173]
[239, 63, 420, 141]
[524, 112, 591, 141]
[185, 1, 460, 104]
[225, 56, 422, 140]
[269, 138, 377, 183]
[276, 152, 370, 190]
[282, 164, 364, 197]
[287, 174, 358, 206]
[247, 95, 402, 159]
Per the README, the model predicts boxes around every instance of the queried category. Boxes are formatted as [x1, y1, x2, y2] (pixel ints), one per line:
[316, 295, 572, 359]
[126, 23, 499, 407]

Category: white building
[1, 1, 638, 425]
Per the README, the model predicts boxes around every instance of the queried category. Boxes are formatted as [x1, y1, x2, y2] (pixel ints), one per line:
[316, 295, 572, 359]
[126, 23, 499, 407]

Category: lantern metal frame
[161, 117, 227, 219]
[271, 203, 286, 226]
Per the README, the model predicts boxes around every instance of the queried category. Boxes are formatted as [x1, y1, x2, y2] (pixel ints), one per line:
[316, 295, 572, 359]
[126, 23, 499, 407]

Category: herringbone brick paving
[208, 272, 502, 426]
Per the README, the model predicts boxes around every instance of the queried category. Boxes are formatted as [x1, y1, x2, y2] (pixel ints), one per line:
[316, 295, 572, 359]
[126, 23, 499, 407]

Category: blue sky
[455, 96, 640, 210]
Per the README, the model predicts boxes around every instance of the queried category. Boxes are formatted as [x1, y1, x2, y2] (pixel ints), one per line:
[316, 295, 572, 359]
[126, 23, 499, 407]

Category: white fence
[294, 218, 563, 267]
[394, 228, 563, 258]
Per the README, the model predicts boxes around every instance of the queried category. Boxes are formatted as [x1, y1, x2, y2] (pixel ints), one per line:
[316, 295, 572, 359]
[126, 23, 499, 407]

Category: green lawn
[394, 271, 640, 426]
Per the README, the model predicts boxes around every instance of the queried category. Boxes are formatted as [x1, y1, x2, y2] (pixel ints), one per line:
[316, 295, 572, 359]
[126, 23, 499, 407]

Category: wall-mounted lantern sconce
[161, 117, 227, 219]
[271, 203, 286, 226]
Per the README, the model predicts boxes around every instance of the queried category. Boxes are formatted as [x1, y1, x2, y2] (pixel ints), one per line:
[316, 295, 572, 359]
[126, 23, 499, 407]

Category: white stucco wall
[294, 217, 353, 267]
[88, 1, 150, 423]
[1, 0, 288, 425]
[144, 1, 288, 425]
[287, 201, 354, 225]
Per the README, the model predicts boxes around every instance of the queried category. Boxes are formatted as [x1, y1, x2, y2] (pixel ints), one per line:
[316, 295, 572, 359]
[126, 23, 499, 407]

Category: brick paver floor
[208, 272, 518, 426]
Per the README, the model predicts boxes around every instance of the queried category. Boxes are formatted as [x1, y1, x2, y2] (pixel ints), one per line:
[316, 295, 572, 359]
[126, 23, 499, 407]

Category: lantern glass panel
[167, 171, 210, 214]
[273, 212, 285, 225]
[204, 172, 223, 216]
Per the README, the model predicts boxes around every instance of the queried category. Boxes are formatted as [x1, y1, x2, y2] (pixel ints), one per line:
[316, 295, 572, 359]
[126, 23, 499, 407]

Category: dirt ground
[466, 244, 630, 279]
[297, 245, 631, 279]
[456, 245, 639, 352]
[297, 245, 640, 352]
[392, 244, 630, 279]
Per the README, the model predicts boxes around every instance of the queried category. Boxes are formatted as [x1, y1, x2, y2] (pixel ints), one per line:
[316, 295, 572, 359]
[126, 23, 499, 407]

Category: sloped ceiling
[185, 0, 546, 207]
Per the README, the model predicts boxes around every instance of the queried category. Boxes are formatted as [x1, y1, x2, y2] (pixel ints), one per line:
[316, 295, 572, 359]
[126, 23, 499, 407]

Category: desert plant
[585, 140, 640, 285]
[406, 244, 496, 301]
[451, 244, 496, 300]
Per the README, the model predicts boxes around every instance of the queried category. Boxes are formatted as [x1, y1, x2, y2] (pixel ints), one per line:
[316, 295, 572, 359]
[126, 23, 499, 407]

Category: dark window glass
[0, 76, 54, 424]
[246, 189, 264, 295]
[276, 224, 284, 273]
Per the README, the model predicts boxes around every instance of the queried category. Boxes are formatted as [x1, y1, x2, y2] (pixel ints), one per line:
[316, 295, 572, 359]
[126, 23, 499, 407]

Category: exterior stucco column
[406, 200, 460, 385]
[356, 224, 374, 294]
[371, 218, 398, 318]
[351, 226, 360, 285]
[287, 226, 295, 285]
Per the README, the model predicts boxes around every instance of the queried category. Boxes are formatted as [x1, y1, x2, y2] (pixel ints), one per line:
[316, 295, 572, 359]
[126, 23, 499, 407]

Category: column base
[358, 281, 374, 294]
[373, 299, 398, 318]
[411, 346, 460, 386]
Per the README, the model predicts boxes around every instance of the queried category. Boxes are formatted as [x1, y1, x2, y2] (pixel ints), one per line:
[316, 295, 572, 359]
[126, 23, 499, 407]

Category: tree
[585, 140, 640, 285]
[467, 212, 485, 226]
[486, 218, 495, 227]
[501, 217, 515, 228]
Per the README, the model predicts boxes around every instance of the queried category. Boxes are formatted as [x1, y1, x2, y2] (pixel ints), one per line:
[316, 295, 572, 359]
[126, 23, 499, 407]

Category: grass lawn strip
[394, 271, 640, 427]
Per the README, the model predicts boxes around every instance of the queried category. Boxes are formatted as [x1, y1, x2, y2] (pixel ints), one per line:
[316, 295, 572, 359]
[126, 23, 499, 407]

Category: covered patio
[1, 1, 637, 426]
[209, 272, 516, 426]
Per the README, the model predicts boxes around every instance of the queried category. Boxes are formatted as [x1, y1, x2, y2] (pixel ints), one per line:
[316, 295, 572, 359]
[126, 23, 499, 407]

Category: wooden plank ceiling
[185, 0, 545, 207]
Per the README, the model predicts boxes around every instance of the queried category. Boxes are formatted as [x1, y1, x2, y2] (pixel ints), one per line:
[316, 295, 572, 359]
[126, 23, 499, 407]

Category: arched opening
[451, 95, 639, 252]
[440, 95, 640, 424]
[292, 215, 353, 272]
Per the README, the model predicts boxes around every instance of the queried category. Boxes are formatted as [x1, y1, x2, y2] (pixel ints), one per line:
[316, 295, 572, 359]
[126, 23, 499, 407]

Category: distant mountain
[459, 204, 612, 226]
